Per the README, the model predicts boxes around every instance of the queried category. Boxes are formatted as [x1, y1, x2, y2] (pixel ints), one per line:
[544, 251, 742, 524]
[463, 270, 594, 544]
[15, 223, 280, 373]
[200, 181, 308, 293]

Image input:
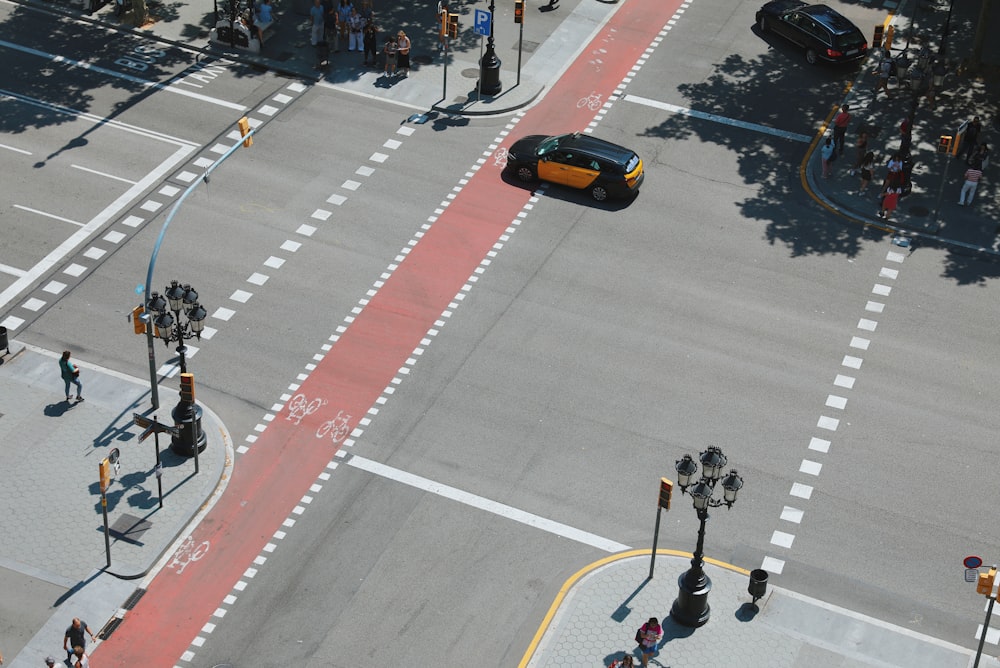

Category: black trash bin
[0, 325, 8, 353]
[748, 568, 769, 604]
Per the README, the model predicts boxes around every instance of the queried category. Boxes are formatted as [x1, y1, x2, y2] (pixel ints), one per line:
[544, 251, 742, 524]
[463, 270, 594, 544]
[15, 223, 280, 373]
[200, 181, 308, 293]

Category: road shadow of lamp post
[146, 280, 208, 457]
[670, 446, 743, 627]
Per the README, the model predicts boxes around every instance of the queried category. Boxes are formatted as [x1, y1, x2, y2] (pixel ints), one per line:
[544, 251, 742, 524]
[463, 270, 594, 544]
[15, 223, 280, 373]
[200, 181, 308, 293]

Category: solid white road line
[12, 205, 83, 227]
[348, 455, 631, 553]
[0, 142, 31, 155]
[623, 94, 813, 143]
[71, 164, 138, 184]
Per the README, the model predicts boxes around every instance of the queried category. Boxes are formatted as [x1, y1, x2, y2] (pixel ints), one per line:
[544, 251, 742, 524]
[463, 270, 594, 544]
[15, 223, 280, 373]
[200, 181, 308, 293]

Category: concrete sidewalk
[808, 0, 1000, 256]
[0, 340, 230, 667]
[524, 553, 998, 668]
[24, 0, 624, 116]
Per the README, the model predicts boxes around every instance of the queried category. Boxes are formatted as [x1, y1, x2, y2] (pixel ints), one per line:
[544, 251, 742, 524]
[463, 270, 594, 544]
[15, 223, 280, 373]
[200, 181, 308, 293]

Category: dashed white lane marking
[760, 247, 907, 579]
[348, 455, 631, 553]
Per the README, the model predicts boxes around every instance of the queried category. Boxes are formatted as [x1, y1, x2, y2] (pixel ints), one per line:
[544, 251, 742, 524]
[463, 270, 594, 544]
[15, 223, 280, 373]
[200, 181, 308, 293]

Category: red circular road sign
[965, 555, 984, 569]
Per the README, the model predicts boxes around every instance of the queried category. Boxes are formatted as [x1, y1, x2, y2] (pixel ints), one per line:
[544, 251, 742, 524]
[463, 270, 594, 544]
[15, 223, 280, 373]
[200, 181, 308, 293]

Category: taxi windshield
[536, 134, 570, 157]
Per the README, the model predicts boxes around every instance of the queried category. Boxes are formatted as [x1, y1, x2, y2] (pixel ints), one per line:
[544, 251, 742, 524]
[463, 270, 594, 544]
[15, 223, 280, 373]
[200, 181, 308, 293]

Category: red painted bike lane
[96, 0, 680, 663]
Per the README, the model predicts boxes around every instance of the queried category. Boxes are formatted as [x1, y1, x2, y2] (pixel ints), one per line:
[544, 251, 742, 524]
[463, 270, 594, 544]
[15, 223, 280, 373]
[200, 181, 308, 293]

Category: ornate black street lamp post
[670, 446, 743, 627]
[478, 0, 502, 95]
[146, 281, 208, 457]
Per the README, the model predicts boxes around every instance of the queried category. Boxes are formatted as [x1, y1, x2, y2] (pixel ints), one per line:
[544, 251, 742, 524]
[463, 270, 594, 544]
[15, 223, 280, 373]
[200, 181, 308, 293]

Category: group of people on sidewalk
[819, 88, 991, 222]
[302, 0, 410, 76]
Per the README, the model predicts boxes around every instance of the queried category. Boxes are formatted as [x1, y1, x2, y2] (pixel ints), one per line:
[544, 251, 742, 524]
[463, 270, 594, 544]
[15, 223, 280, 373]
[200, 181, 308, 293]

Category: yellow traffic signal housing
[179, 372, 196, 403]
[238, 116, 253, 148]
[99, 458, 111, 494]
[977, 567, 997, 596]
[440, 7, 448, 34]
[658, 478, 673, 510]
[514, 0, 524, 23]
[132, 305, 146, 335]
[448, 13, 458, 39]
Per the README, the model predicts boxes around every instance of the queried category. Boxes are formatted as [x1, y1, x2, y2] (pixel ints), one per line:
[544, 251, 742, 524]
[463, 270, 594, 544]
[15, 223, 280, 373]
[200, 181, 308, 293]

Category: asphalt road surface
[4, 0, 1000, 664]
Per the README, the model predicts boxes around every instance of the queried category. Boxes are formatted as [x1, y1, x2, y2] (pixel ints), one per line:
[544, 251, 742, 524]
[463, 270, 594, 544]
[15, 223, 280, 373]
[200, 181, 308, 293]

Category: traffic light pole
[974, 566, 999, 668]
[649, 505, 662, 579]
[142, 119, 255, 409]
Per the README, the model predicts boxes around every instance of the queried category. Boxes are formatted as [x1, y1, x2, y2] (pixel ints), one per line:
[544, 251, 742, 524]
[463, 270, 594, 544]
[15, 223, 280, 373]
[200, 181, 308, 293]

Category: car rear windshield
[834, 30, 866, 50]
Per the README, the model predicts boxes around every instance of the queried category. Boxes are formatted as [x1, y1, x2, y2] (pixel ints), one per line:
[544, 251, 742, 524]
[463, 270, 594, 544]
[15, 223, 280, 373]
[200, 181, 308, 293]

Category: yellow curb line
[799, 12, 896, 234]
[518, 549, 751, 667]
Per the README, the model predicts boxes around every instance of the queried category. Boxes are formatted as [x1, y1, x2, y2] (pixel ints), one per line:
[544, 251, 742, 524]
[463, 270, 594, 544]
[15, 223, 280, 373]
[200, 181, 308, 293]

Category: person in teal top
[59, 350, 83, 402]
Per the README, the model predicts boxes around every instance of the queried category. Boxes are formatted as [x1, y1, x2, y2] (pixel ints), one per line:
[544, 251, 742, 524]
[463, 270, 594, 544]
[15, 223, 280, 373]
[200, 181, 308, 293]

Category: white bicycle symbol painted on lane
[493, 146, 509, 168]
[577, 92, 603, 111]
[316, 409, 352, 444]
[285, 393, 325, 425]
[167, 535, 210, 575]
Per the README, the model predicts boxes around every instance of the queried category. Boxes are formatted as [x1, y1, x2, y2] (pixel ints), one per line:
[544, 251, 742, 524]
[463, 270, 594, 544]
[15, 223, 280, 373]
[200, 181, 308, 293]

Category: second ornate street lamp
[146, 280, 208, 457]
[670, 446, 744, 627]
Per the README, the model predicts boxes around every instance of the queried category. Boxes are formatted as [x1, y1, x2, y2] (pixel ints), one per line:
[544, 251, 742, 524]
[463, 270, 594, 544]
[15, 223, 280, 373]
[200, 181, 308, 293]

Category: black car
[506, 132, 644, 201]
[756, 1, 868, 65]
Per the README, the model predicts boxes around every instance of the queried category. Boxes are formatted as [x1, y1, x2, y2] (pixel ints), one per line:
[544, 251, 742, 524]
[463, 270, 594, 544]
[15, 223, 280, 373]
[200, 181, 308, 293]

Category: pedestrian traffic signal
[238, 116, 253, 148]
[938, 135, 953, 154]
[132, 305, 146, 335]
[448, 13, 458, 38]
[658, 478, 673, 510]
[514, 0, 524, 23]
[977, 567, 997, 597]
[179, 372, 196, 404]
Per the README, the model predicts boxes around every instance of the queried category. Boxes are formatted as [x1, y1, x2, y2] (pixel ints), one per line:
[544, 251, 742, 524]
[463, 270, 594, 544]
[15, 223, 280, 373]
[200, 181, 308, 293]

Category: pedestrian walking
[362, 17, 378, 66]
[832, 104, 850, 156]
[309, 0, 325, 46]
[358, 0, 372, 20]
[72, 647, 90, 668]
[962, 115, 982, 163]
[879, 187, 900, 220]
[635, 617, 661, 667]
[873, 49, 893, 98]
[820, 136, 835, 178]
[881, 152, 903, 193]
[44, 658, 56, 667]
[959, 165, 983, 205]
[849, 129, 868, 175]
[59, 351, 83, 402]
[858, 151, 875, 194]
[382, 35, 397, 77]
[347, 8, 363, 50]
[969, 143, 990, 170]
[395, 30, 411, 76]
[336, 0, 352, 49]
[63, 619, 94, 664]
[252, 0, 273, 44]
[610, 656, 635, 668]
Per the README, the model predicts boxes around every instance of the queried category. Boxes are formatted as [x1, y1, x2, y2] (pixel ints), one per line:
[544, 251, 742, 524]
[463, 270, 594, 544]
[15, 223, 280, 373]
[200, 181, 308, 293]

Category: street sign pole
[154, 415, 163, 509]
[517, 21, 523, 86]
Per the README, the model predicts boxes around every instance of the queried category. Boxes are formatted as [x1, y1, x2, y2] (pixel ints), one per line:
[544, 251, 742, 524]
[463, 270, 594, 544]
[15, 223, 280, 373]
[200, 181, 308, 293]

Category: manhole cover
[109, 513, 153, 543]
[517, 39, 540, 53]
[907, 204, 930, 217]
[461, 67, 479, 79]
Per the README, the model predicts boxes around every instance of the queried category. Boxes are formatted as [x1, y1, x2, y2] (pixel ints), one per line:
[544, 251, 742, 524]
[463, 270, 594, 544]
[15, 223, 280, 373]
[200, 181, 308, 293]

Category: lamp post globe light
[146, 280, 208, 457]
[670, 446, 744, 627]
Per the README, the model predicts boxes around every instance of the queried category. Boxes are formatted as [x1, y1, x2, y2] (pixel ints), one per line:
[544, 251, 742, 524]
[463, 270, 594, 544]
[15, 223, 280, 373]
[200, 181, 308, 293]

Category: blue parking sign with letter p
[474, 9, 491, 36]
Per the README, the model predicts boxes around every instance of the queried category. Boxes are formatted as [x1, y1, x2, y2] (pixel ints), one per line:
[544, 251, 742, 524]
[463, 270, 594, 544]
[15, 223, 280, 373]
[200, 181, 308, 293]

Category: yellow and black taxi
[506, 132, 644, 201]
